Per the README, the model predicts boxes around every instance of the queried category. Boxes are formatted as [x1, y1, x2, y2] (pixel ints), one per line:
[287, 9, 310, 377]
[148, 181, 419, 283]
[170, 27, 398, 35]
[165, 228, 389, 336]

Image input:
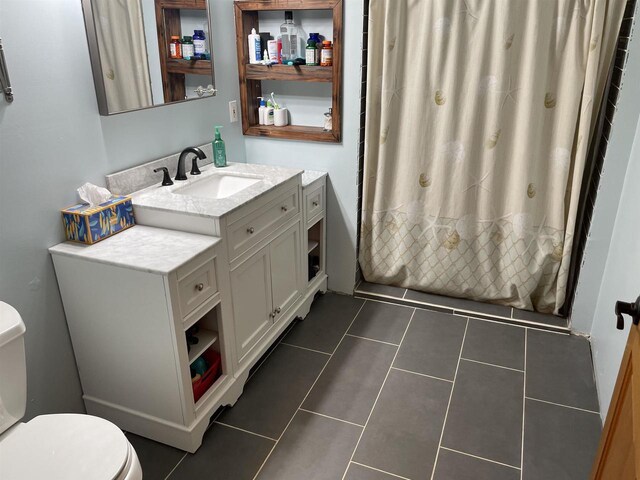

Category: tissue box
[61, 196, 135, 245]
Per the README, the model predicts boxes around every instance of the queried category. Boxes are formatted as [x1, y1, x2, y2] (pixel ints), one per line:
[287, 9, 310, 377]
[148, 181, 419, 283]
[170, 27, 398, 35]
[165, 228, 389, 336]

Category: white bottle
[248, 28, 261, 64]
[265, 101, 275, 125]
[258, 97, 267, 125]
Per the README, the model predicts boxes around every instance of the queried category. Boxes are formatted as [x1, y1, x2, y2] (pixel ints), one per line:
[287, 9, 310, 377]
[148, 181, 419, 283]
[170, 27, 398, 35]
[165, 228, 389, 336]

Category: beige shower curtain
[93, 0, 152, 112]
[359, 0, 625, 313]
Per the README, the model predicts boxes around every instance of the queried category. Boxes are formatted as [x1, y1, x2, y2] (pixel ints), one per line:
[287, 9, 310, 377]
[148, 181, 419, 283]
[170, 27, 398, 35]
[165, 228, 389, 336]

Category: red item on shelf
[192, 349, 221, 403]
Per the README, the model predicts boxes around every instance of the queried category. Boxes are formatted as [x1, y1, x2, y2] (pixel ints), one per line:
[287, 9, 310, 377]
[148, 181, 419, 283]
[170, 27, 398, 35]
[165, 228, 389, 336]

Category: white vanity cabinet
[49, 226, 245, 452]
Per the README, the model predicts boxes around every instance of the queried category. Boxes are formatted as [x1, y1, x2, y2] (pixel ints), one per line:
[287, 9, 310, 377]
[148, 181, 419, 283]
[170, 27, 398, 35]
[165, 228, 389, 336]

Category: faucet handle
[153, 167, 174, 186]
[191, 157, 202, 176]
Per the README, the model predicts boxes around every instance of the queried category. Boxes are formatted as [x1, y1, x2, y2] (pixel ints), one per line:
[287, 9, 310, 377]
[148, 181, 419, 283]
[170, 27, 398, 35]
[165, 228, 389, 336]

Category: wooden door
[230, 245, 273, 362]
[590, 302, 640, 479]
[270, 222, 302, 323]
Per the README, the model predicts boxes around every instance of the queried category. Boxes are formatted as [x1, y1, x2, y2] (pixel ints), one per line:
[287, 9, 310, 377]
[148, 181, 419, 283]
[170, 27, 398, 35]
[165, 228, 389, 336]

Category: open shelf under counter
[245, 124, 338, 142]
[188, 329, 218, 364]
[245, 64, 333, 82]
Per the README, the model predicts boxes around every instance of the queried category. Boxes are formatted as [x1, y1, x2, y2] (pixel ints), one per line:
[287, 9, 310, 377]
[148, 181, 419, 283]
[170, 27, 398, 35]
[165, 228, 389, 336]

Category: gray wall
[245, 0, 364, 294]
[0, 0, 245, 419]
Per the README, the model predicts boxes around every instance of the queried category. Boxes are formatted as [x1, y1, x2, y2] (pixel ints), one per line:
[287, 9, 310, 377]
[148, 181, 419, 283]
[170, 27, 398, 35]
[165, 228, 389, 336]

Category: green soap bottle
[213, 126, 227, 167]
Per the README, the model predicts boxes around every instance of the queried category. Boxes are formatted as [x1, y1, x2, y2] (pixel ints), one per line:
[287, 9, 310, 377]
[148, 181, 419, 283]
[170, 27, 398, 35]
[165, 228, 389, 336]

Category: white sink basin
[174, 174, 261, 200]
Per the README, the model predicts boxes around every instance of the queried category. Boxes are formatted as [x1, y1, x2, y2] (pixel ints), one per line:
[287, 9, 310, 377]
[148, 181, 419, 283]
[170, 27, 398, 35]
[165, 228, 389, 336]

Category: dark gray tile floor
[128, 293, 601, 480]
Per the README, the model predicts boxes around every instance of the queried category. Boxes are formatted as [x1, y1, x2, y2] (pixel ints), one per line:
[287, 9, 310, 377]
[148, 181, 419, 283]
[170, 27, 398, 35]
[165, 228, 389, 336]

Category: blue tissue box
[61, 196, 135, 245]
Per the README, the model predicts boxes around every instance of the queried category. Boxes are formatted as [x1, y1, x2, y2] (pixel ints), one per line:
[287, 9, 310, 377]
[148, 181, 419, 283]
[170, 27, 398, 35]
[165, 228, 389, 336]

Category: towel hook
[0, 38, 14, 103]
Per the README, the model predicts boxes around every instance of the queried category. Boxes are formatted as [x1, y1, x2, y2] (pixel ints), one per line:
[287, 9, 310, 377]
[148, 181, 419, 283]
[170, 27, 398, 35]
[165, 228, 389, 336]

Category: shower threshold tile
[512, 308, 568, 328]
[404, 289, 511, 318]
[355, 281, 407, 298]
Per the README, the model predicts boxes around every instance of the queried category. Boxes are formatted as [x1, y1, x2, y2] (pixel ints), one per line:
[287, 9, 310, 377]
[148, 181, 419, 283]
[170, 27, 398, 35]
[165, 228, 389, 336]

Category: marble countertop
[49, 226, 221, 274]
[131, 162, 303, 219]
[302, 170, 327, 188]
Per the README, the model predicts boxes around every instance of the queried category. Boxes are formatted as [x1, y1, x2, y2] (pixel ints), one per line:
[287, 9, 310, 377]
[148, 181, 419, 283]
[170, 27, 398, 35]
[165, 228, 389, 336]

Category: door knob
[615, 296, 640, 330]
[195, 283, 204, 292]
[247, 227, 255, 234]
[275, 307, 281, 314]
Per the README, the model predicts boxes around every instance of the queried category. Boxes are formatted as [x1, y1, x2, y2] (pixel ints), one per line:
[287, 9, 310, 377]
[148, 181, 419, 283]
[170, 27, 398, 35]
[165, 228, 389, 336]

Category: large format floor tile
[353, 369, 451, 479]
[433, 448, 521, 480]
[442, 360, 524, 467]
[217, 344, 328, 439]
[526, 330, 599, 411]
[284, 293, 364, 353]
[256, 410, 362, 480]
[347, 301, 413, 344]
[523, 399, 601, 480]
[303, 335, 397, 425]
[393, 310, 467, 380]
[170, 423, 274, 480]
[345, 463, 400, 479]
[126, 433, 185, 480]
[461, 319, 525, 370]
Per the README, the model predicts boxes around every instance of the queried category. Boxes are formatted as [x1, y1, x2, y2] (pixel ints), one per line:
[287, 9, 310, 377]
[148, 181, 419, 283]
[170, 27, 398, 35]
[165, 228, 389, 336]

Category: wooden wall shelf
[166, 59, 213, 76]
[245, 64, 333, 83]
[234, 0, 343, 143]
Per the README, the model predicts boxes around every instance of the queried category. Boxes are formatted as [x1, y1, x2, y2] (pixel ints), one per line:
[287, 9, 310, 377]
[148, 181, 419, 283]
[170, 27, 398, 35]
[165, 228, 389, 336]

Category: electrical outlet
[229, 100, 238, 123]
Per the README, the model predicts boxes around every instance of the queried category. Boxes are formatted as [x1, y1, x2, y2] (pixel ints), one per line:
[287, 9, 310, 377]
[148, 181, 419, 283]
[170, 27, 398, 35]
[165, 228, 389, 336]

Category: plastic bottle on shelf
[280, 11, 301, 63]
[169, 36, 182, 59]
[181, 36, 194, 60]
[320, 40, 333, 66]
[258, 97, 267, 125]
[193, 30, 207, 59]
[248, 28, 261, 64]
[306, 37, 317, 66]
[265, 100, 275, 125]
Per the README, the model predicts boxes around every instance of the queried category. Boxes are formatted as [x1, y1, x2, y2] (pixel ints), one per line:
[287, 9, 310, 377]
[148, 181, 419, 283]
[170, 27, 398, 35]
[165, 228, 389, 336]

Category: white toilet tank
[0, 302, 27, 436]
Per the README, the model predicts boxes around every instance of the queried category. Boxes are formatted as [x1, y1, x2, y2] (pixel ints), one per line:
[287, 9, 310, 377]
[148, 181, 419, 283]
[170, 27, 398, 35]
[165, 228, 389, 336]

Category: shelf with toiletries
[234, 0, 342, 143]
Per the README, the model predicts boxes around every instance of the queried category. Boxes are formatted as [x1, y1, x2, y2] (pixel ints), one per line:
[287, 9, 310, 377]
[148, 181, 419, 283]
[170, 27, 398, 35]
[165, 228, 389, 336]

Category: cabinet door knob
[312, 201, 319, 207]
[247, 227, 255, 234]
[196, 283, 204, 292]
[281, 205, 288, 212]
[275, 307, 282, 314]
[269, 311, 275, 318]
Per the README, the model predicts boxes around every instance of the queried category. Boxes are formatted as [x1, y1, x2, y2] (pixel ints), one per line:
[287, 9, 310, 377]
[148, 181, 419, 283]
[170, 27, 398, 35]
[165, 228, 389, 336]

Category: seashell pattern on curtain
[359, 0, 626, 313]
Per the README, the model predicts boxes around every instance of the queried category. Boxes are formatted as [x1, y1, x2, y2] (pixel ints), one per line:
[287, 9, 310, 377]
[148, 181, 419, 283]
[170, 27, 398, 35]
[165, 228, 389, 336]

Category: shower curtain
[93, 0, 153, 112]
[359, 0, 625, 313]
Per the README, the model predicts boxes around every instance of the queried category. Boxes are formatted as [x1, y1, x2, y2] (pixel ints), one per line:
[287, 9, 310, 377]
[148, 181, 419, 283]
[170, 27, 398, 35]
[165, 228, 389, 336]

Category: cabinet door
[230, 245, 273, 362]
[270, 222, 302, 322]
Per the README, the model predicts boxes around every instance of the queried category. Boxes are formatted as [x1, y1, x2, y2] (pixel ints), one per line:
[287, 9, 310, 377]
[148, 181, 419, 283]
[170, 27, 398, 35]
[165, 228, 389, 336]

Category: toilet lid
[0, 414, 130, 480]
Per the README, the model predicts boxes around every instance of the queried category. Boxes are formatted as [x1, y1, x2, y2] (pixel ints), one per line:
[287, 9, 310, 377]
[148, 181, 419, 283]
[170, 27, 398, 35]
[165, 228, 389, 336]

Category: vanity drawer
[304, 184, 325, 225]
[177, 258, 217, 318]
[228, 187, 299, 262]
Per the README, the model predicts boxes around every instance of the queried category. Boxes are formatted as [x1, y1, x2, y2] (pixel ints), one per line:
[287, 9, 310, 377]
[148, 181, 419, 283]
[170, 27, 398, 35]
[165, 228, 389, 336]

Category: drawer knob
[281, 206, 288, 212]
[312, 201, 319, 207]
[247, 227, 255, 234]
[275, 307, 282, 314]
[196, 283, 204, 292]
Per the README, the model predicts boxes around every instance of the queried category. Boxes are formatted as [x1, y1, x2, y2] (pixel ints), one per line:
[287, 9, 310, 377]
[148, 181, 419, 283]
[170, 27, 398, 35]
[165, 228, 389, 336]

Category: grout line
[353, 294, 416, 309]
[340, 309, 417, 480]
[345, 333, 400, 346]
[280, 342, 331, 355]
[460, 357, 525, 373]
[390, 366, 453, 383]
[251, 301, 368, 480]
[430, 318, 469, 480]
[520, 329, 527, 480]
[401, 289, 408, 299]
[525, 396, 600, 415]
[510, 307, 515, 319]
[350, 461, 412, 479]
[213, 421, 278, 442]
[440, 446, 521, 471]
[164, 452, 188, 480]
[299, 408, 365, 428]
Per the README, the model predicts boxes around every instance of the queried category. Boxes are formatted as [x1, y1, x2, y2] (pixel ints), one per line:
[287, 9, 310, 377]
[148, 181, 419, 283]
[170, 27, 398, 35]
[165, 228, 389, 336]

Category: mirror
[81, 0, 216, 115]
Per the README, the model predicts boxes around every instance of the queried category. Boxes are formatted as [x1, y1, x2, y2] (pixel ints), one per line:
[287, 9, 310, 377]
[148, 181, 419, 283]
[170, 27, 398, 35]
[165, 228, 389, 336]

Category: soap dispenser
[213, 126, 227, 168]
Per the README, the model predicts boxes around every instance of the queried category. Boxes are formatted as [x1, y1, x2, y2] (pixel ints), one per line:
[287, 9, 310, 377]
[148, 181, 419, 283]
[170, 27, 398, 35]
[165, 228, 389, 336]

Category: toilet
[0, 302, 143, 480]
